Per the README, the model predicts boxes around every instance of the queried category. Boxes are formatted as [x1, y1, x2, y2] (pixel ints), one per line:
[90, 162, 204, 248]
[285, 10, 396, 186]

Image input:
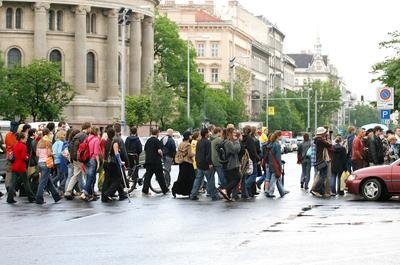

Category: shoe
[300, 183, 304, 189]
[284, 190, 290, 195]
[331, 193, 337, 197]
[80, 193, 88, 201]
[28, 198, 36, 203]
[304, 187, 309, 190]
[7, 199, 17, 204]
[190, 196, 199, 201]
[101, 195, 113, 202]
[217, 188, 231, 201]
[256, 182, 262, 190]
[338, 191, 345, 196]
[0, 191, 3, 197]
[172, 190, 176, 198]
[142, 191, 150, 196]
[163, 189, 170, 195]
[64, 194, 74, 200]
[266, 194, 275, 198]
[119, 195, 128, 201]
[54, 196, 62, 203]
[311, 190, 323, 198]
[36, 201, 46, 205]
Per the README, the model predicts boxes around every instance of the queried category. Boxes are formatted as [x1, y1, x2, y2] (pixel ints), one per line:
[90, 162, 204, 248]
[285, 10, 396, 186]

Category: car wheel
[361, 179, 382, 201]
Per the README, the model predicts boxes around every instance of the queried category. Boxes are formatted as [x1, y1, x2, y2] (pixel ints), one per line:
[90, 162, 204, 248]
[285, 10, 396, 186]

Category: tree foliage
[0, 59, 75, 122]
[125, 95, 151, 127]
[349, 103, 380, 127]
[372, 31, 400, 109]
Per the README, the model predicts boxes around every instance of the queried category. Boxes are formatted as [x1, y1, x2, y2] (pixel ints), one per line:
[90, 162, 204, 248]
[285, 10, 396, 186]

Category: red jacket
[11, 141, 28, 173]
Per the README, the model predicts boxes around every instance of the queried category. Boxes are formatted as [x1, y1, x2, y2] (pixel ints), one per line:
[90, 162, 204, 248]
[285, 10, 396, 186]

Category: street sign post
[381, 109, 391, 120]
[377, 87, 394, 110]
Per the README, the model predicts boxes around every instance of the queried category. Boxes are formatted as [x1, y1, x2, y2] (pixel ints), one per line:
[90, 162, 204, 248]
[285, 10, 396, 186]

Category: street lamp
[118, 8, 133, 132]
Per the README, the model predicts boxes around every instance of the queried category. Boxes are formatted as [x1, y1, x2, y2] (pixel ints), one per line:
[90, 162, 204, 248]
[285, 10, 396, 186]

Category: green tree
[372, 31, 400, 109]
[349, 103, 380, 127]
[125, 95, 151, 127]
[144, 74, 177, 130]
[0, 60, 75, 121]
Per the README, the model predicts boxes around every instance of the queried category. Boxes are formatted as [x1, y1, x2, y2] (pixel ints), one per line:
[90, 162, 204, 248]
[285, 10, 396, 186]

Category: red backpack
[77, 136, 95, 163]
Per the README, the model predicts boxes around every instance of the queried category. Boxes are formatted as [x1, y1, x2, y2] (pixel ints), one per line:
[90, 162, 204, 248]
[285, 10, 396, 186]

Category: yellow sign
[268, 106, 275, 116]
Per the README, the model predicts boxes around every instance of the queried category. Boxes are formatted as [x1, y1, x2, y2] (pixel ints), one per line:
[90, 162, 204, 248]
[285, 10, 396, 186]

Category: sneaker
[311, 190, 323, 198]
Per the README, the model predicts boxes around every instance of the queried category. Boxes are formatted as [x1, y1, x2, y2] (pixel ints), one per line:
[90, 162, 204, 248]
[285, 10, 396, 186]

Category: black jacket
[368, 136, 384, 165]
[243, 135, 258, 162]
[125, 136, 142, 156]
[195, 138, 212, 170]
[144, 136, 162, 165]
[331, 144, 347, 174]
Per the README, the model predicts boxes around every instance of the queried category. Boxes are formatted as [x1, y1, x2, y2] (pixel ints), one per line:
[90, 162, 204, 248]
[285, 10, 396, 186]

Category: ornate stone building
[0, 0, 158, 125]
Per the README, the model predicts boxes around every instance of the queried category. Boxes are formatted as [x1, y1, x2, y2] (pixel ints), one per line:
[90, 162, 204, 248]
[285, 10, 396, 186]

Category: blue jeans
[301, 159, 311, 189]
[257, 169, 270, 187]
[36, 162, 61, 203]
[212, 166, 225, 187]
[268, 172, 285, 197]
[314, 166, 328, 194]
[83, 159, 97, 196]
[330, 172, 342, 194]
[191, 169, 218, 199]
[245, 162, 258, 196]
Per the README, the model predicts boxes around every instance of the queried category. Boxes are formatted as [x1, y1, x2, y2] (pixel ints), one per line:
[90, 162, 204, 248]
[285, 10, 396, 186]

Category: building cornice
[4, 0, 157, 17]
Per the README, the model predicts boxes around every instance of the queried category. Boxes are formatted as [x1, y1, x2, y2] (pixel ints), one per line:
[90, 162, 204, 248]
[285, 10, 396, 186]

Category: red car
[346, 160, 400, 201]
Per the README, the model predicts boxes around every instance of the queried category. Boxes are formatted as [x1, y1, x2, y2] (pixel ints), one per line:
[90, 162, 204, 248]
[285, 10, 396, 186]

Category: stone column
[141, 15, 154, 90]
[73, 5, 90, 99]
[106, 9, 119, 100]
[129, 12, 142, 96]
[33, 2, 49, 59]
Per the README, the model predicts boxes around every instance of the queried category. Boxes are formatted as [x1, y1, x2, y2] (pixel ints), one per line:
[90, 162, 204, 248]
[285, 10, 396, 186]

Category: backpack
[77, 136, 95, 164]
[70, 133, 86, 162]
[216, 140, 229, 167]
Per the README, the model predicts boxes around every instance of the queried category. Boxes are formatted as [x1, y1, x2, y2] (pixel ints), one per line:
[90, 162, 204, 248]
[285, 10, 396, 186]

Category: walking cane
[118, 161, 131, 203]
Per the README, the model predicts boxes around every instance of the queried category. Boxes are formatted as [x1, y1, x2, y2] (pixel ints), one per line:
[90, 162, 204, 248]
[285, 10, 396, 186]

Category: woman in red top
[8, 133, 35, 203]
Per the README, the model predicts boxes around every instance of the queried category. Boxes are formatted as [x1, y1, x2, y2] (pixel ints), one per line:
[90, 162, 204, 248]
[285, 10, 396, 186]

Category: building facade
[0, 0, 158, 125]
[160, 0, 253, 111]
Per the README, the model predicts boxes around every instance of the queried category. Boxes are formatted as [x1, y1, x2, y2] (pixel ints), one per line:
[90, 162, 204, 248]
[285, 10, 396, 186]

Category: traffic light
[229, 57, 236, 69]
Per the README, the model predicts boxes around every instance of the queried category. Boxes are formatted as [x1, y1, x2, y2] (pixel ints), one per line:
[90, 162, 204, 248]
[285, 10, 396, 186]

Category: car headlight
[348, 174, 357, 181]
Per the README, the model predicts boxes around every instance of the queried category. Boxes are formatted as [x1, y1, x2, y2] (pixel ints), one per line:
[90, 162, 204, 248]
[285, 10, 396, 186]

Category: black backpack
[216, 140, 229, 167]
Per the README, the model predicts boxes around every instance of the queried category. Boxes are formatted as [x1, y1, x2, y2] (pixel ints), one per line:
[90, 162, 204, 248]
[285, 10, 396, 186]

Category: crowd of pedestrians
[297, 125, 400, 198]
[2, 120, 398, 204]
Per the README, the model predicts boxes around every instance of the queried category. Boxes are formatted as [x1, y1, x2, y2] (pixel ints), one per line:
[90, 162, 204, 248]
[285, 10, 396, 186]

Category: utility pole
[187, 39, 191, 119]
[314, 89, 318, 131]
[229, 57, 235, 101]
[266, 82, 269, 129]
[118, 8, 132, 132]
[307, 88, 310, 132]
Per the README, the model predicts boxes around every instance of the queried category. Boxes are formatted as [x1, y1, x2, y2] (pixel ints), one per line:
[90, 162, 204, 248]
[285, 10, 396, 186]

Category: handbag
[316, 160, 328, 170]
[271, 153, 282, 178]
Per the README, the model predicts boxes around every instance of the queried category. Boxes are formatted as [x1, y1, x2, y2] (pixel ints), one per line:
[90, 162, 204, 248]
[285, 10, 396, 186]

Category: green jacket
[210, 135, 222, 166]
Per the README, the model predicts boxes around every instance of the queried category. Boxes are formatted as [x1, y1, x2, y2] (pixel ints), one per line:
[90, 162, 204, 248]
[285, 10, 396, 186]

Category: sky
[173, 0, 400, 101]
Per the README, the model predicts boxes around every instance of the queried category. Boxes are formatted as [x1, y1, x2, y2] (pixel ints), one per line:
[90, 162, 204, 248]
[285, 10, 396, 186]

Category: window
[49, 49, 62, 63]
[211, 43, 219, 57]
[15, 8, 22, 29]
[7, 48, 22, 68]
[6, 8, 13, 29]
[196, 43, 205, 57]
[91, 13, 96, 34]
[87, 52, 95, 83]
[86, 14, 90, 33]
[56, 11, 63, 31]
[48, 10, 55, 30]
[197, 68, 205, 80]
[211, 68, 219, 83]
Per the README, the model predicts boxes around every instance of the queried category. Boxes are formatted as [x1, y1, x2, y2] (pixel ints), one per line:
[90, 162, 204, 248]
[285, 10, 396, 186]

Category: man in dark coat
[368, 126, 385, 166]
[190, 128, 220, 201]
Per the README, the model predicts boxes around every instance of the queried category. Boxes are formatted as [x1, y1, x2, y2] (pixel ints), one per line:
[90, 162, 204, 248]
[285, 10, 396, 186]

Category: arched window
[48, 10, 55, 30]
[15, 8, 22, 29]
[6, 8, 13, 29]
[49, 49, 62, 63]
[86, 14, 90, 33]
[56, 11, 63, 31]
[87, 52, 95, 83]
[7, 48, 22, 68]
[90, 13, 96, 34]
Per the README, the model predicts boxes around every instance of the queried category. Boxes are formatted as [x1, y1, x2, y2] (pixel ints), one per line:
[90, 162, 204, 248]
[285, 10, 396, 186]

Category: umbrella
[361, 123, 388, 132]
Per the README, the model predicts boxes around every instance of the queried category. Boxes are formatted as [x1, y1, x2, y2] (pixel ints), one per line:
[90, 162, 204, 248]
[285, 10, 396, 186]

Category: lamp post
[118, 8, 132, 132]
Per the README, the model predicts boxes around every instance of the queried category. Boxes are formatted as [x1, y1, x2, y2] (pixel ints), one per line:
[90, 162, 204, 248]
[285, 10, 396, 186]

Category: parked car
[289, 139, 298, 151]
[346, 160, 400, 201]
[281, 137, 292, 153]
[278, 140, 285, 154]
[296, 136, 303, 145]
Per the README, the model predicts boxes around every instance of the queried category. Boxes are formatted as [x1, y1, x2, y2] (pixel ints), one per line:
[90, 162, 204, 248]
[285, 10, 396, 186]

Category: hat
[316, 127, 327, 135]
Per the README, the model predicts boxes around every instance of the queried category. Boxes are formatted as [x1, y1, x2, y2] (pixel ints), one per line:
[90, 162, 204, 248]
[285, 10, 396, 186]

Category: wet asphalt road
[1, 153, 400, 265]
